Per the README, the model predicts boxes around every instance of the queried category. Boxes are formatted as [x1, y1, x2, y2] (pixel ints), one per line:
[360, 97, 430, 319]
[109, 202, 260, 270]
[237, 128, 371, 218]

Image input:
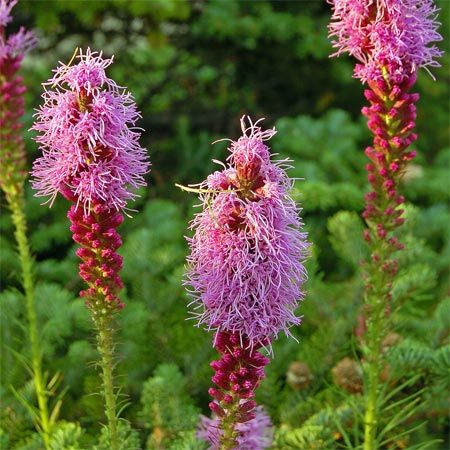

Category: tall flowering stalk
[184, 117, 308, 449]
[0, 0, 35, 196]
[328, 1, 442, 448]
[31, 48, 149, 450]
[0, 0, 49, 446]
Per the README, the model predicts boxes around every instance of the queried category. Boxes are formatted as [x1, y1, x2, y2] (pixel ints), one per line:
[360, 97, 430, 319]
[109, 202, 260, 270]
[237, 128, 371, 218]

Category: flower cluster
[186, 116, 308, 346]
[31, 48, 149, 212]
[208, 331, 269, 432]
[0, 0, 36, 195]
[32, 49, 150, 312]
[328, 0, 443, 82]
[198, 405, 273, 450]
[329, 0, 443, 283]
[361, 75, 419, 265]
[68, 201, 125, 312]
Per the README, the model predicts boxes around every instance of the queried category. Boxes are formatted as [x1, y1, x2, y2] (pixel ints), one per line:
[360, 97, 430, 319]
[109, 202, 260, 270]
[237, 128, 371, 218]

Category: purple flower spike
[328, 0, 443, 82]
[31, 48, 150, 212]
[186, 116, 308, 346]
[0, 0, 36, 194]
[198, 405, 273, 450]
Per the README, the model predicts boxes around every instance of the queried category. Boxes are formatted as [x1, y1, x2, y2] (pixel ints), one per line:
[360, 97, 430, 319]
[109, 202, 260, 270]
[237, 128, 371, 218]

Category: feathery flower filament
[32, 48, 149, 310]
[328, 0, 443, 82]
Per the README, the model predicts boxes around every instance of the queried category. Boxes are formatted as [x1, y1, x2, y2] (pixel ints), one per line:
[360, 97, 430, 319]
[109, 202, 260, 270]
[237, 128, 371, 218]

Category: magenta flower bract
[68, 201, 125, 311]
[186, 116, 308, 346]
[328, 0, 443, 82]
[31, 48, 149, 212]
[207, 331, 270, 427]
[198, 405, 273, 450]
[0, 0, 36, 194]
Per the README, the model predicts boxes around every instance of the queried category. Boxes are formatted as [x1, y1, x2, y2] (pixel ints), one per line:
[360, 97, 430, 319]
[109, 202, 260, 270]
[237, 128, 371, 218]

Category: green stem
[364, 351, 380, 450]
[93, 313, 119, 450]
[8, 192, 51, 449]
[363, 303, 383, 450]
[363, 79, 399, 450]
[219, 396, 240, 450]
[363, 211, 392, 450]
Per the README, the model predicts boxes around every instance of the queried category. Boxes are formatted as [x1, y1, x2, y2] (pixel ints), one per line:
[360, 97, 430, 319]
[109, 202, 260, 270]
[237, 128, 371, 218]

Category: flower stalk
[8, 195, 51, 449]
[361, 74, 419, 449]
[208, 332, 269, 449]
[361, 70, 434, 450]
[31, 48, 149, 447]
[93, 315, 119, 450]
[0, 0, 50, 446]
[328, 1, 443, 448]
[67, 201, 125, 449]
[185, 117, 308, 448]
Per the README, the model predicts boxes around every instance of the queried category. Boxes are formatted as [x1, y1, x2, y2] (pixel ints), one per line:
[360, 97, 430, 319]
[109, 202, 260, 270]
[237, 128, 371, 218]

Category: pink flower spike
[0, 0, 36, 193]
[31, 48, 150, 213]
[185, 116, 308, 346]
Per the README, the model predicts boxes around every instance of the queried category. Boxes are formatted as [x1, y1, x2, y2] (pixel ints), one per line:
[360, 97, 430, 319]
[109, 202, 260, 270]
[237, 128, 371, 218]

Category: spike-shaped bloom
[198, 405, 273, 450]
[360, 75, 419, 255]
[328, 0, 443, 297]
[31, 49, 149, 445]
[328, 0, 443, 82]
[186, 116, 308, 346]
[0, 0, 36, 195]
[31, 48, 150, 313]
[31, 48, 149, 212]
[329, 2, 443, 448]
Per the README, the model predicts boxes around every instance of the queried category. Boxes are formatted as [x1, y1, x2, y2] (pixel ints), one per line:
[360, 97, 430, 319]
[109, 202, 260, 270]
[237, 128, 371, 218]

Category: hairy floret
[328, 0, 443, 82]
[186, 116, 308, 345]
[31, 48, 149, 212]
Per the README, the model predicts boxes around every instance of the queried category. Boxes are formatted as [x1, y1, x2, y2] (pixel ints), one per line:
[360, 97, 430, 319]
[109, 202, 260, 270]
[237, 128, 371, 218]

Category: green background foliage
[1, 1, 449, 448]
